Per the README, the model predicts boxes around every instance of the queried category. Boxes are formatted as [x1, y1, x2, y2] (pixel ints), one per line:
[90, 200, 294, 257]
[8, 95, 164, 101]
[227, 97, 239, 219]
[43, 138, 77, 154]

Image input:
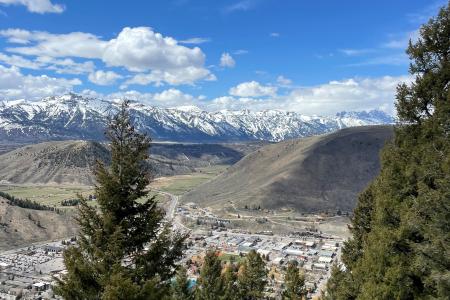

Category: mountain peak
[0, 95, 394, 143]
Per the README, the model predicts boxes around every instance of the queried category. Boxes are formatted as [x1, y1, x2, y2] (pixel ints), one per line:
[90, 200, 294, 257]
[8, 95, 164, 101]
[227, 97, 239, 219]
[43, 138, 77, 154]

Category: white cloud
[0, 65, 81, 100]
[122, 67, 216, 87]
[348, 53, 409, 67]
[233, 49, 249, 55]
[88, 70, 122, 86]
[276, 75, 292, 86]
[224, 0, 257, 13]
[220, 52, 235, 68]
[1, 30, 106, 58]
[207, 75, 412, 115]
[0, 52, 95, 74]
[102, 27, 206, 73]
[229, 81, 277, 97]
[81, 88, 205, 108]
[0, 52, 41, 69]
[284, 76, 412, 115]
[0, 29, 32, 44]
[37, 56, 95, 74]
[0, 0, 64, 14]
[270, 32, 280, 38]
[179, 37, 211, 44]
[0, 27, 213, 85]
[339, 48, 375, 56]
[383, 30, 419, 49]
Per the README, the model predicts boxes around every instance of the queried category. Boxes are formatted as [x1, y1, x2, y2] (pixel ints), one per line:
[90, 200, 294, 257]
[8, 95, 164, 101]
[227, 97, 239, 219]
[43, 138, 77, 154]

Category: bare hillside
[0, 198, 77, 251]
[182, 126, 393, 213]
[0, 140, 263, 185]
[0, 140, 109, 185]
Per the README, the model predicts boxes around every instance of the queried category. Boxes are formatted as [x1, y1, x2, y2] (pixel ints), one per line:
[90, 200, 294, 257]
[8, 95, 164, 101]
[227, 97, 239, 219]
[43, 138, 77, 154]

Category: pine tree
[172, 266, 194, 300]
[196, 250, 224, 300]
[54, 101, 187, 299]
[325, 2, 450, 299]
[221, 263, 238, 300]
[283, 261, 306, 300]
[237, 250, 267, 300]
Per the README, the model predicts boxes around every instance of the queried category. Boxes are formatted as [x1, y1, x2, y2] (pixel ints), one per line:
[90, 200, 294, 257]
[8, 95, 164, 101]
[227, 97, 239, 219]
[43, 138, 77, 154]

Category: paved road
[156, 190, 189, 231]
[157, 190, 178, 220]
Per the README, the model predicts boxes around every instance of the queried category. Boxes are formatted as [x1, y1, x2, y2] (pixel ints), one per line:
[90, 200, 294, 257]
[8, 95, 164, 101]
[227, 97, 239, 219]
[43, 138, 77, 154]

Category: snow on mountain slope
[0, 93, 394, 142]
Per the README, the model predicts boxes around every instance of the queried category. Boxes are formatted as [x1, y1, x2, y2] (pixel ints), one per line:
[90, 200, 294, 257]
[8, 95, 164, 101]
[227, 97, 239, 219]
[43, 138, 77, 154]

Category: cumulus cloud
[220, 52, 235, 68]
[206, 75, 412, 115]
[0, 65, 81, 100]
[0, 0, 64, 14]
[284, 76, 411, 115]
[81, 88, 205, 108]
[0, 27, 213, 85]
[0, 30, 106, 58]
[0, 52, 42, 69]
[88, 70, 122, 86]
[270, 32, 280, 37]
[122, 67, 216, 88]
[229, 81, 277, 97]
[37, 56, 95, 74]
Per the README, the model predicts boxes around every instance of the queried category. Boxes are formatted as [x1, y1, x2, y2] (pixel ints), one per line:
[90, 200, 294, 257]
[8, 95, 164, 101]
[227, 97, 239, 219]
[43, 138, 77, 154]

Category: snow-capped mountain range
[0, 93, 394, 143]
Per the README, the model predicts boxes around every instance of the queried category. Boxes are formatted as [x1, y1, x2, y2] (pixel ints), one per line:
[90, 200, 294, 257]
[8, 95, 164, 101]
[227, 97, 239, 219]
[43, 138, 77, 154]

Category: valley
[0, 125, 391, 298]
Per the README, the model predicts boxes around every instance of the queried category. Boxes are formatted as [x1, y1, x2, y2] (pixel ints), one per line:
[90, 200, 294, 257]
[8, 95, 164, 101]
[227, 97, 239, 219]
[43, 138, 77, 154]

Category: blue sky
[0, 0, 446, 115]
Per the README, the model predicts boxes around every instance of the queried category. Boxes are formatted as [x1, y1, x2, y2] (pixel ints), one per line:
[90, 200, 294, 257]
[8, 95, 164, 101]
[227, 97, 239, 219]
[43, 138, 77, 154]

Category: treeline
[173, 249, 306, 300]
[0, 190, 60, 213]
[61, 199, 81, 206]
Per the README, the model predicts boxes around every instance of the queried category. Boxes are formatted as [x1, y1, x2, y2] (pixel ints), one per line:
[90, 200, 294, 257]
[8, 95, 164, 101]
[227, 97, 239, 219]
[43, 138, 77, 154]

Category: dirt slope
[182, 126, 393, 213]
[0, 198, 77, 251]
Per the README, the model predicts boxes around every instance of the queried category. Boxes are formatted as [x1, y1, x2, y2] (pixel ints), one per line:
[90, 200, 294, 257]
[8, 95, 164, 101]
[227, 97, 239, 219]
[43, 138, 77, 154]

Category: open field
[0, 184, 167, 208]
[0, 184, 93, 207]
[150, 165, 228, 196]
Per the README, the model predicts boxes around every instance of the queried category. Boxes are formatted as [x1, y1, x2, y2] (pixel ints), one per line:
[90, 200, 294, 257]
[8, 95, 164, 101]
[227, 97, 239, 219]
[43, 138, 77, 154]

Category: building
[318, 256, 333, 263]
[284, 248, 306, 257]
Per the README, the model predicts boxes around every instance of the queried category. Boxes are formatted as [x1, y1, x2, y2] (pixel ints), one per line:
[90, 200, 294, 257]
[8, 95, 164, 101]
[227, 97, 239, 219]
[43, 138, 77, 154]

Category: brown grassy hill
[0, 140, 264, 185]
[182, 126, 393, 213]
[0, 198, 77, 251]
[0, 140, 109, 186]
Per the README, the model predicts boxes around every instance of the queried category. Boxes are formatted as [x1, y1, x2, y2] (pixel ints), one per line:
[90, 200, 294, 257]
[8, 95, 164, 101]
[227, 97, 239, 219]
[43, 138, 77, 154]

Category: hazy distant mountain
[182, 126, 394, 213]
[0, 93, 394, 143]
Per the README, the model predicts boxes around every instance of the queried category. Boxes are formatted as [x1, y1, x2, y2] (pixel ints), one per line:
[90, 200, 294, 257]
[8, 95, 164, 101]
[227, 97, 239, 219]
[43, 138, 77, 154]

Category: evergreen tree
[237, 250, 267, 300]
[172, 266, 194, 300]
[283, 261, 306, 300]
[221, 263, 238, 300]
[54, 101, 187, 299]
[325, 2, 450, 299]
[196, 250, 224, 300]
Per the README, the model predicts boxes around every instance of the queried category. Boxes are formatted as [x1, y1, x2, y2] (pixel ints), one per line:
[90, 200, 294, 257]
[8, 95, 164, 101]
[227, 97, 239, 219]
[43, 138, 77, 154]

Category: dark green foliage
[325, 2, 450, 299]
[196, 250, 224, 300]
[283, 261, 306, 300]
[172, 266, 194, 300]
[60, 199, 81, 206]
[0, 190, 59, 212]
[54, 101, 187, 299]
[237, 250, 268, 300]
